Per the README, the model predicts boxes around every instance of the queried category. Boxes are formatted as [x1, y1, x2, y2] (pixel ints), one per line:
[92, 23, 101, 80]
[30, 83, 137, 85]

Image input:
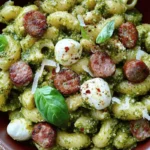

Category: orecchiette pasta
[86, 0, 96, 10]
[125, 9, 142, 25]
[92, 119, 118, 148]
[41, 0, 76, 14]
[74, 116, 98, 134]
[0, 35, 21, 71]
[0, 1, 22, 23]
[21, 108, 44, 123]
[80, 39, 95, 52]
[66, 94, 83, 111]
[104, 0, 127, 15]
[111, 96, 146, 120]
[43, 27, 59, 42]
[22, 39, 54, 64]
[47, 11, 80, 32]
[122, 0, 138, 10]
[56, 131, 91, 149]
[106, 38, 126, 64]
[0, 71, 12, 108]
[19, 89, 35, 110]
[20, 35, 37, 52]
[113, 124, 137, 149]
[83, 10, 102, 24]
[90, 109, 110, 120]
[116, 75, 150, 96]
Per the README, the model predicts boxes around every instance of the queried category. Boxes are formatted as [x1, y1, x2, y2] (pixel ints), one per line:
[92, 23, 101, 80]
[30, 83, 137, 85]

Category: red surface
[0, 0, 150, 150]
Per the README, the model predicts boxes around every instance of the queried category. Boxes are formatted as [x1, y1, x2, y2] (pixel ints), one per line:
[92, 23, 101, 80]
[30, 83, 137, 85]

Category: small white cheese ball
[7, 118, 32, 141]
[55, 39, 82, 66]
[81, 78, 111, 110]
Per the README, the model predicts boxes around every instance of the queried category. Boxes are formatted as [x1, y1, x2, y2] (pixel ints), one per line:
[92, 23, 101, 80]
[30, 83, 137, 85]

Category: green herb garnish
[34, 86, 70, 127]
[96, 20, 115, 44]
[0, 34, 8, 52]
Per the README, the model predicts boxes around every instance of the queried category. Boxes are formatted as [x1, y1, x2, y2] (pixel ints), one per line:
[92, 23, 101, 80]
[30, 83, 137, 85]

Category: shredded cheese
[77, 15, 86, 27]
[56, 63, 60, 73]
[31, 59, 59, 94]
[82, 65, 94, 77]
[31, 71, 41, 94]
[42, 59, 57, 67]
[142, 108, 150, 121]
[136, 48, 147, 60]
[119, 96, 130, 110]
[112, 97, 121, 104]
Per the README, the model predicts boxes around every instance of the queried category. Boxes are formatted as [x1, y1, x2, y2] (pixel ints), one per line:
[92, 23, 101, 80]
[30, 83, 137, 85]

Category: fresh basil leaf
[0, 35, 8, 52]
[34, 86, 70, 127]
[81, 26, 89, 39]
[96, 20, 115, 44]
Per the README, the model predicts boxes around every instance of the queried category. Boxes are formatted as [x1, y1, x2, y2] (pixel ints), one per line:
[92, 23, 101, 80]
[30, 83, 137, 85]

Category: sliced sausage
[123, 60, 149, 83]
[23, 10, 47, 37]
[130, 119, 150, 141]
[32, 122, 56, 148]
[118, 22, 138, 48]
[89, 52, 116, 78]
[9, 61, 33, 87]
[54, 69, 80, 95]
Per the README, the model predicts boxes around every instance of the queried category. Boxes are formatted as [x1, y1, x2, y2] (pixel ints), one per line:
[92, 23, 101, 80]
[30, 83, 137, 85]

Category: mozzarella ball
[80, 78, 111, 110]
[7, 118, 32, 141]
[55, 39, 82, 66]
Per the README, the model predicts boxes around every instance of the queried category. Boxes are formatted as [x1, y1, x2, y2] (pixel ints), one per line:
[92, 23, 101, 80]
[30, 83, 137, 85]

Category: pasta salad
[0, 0, 150, 149]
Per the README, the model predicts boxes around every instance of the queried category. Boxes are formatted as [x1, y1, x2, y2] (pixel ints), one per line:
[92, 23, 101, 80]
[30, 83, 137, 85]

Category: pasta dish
[0, 0, 150, 149]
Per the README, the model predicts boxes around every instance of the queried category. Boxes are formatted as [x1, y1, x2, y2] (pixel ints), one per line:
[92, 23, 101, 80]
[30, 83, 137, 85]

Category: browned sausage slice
[9, 61, 33, 87]
[23, 10, 47, 37]
[118, 22, 138, 48]
[32, 122, 56, 148]
[123, 60, 149, 83]
[130, 119, 150, 141]
[89, 52, 116, 78]
[54, 69, 80, 95]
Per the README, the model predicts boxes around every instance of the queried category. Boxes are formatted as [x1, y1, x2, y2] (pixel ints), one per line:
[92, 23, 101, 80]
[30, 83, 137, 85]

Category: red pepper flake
[96, 88, 101, 92]
[86, 90, 91, 94]
[80, 128, 84, 132]
[65, 47, 69, 52]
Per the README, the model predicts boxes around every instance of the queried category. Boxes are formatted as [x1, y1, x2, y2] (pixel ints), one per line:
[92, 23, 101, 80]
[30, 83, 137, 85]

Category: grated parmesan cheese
[119, 96, 130, 110]
[31, 70, 41, 94]
[142, 108, 150, 121]
[77, 15, 86, 27]
[136, 47, 147, 60]
[31, 59, 59, 94]
[56, 63, 60, 73]
[112, 97, 121, 104]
